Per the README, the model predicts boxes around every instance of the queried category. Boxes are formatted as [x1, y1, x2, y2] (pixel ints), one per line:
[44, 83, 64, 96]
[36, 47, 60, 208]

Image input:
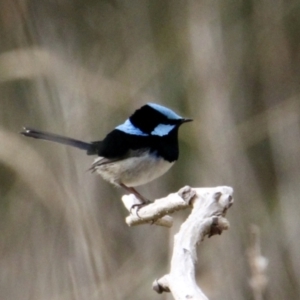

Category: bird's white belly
[94, 155, 174, 187]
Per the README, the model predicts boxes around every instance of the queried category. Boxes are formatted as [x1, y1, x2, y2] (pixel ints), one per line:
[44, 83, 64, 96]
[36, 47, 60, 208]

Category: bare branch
[153, 186, 233, 300]
[122, 186, 234, 299]
[122, 186, 196, 227]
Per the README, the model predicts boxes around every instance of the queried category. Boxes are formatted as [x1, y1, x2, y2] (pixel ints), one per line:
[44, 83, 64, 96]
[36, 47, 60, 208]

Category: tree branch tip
[152, 280, 163, 294]
[152, 278, 170, 294]
[208, 216, 230, 237]
[214, 191, 222, 202]
[216, 191, 234, 207]
[178, 185, 196, 204]
[218, 216, 230, 228]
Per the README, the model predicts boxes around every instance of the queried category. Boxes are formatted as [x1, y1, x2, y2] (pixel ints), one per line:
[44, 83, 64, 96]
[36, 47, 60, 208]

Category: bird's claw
[130, 200, 151, 218]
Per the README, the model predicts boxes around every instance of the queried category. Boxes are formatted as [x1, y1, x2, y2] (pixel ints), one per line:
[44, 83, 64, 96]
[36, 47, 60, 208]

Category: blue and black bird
[21, 103, 192, 203]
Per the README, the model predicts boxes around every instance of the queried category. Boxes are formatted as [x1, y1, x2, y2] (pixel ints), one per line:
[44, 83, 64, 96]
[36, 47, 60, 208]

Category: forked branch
[122, 186, 234, 300]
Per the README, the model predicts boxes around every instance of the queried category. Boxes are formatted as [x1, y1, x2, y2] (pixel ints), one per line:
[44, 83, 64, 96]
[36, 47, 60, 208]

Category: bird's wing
[88, 157, 120, 172]
[95, 129, 151, 158]
[88, 149, 148, 173]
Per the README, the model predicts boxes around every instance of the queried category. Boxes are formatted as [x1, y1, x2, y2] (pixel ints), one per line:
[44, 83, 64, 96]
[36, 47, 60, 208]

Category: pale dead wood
[122, 186, 196, 227]
[122, 186, 234, 300]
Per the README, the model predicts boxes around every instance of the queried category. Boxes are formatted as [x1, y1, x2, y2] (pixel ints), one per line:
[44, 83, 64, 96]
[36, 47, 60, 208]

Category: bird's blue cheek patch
[115, 119, 148, 136]
[151, 124, 175, 136]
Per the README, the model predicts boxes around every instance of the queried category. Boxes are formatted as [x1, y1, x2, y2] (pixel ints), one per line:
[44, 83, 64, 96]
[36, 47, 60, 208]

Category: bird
[20, 103, 192, 204]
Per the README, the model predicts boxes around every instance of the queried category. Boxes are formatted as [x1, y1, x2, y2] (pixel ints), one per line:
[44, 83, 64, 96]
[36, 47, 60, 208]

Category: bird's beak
[181, 118, 193, 123]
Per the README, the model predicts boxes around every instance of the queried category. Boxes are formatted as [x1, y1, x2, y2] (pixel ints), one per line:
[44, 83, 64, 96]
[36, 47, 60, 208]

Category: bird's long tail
[20, 127, 98, 154]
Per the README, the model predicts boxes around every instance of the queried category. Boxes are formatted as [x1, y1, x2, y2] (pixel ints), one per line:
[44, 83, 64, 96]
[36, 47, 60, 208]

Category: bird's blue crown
[147, 103, 182, 120]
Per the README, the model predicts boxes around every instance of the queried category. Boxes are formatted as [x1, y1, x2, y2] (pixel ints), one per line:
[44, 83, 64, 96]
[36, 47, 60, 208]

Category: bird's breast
[94, 152, 174, 187]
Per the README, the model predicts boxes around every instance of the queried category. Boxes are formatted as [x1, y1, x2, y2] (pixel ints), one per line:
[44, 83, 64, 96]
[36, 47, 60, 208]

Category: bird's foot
[130, 199, 151, 218]
[120, 184, 152, 217]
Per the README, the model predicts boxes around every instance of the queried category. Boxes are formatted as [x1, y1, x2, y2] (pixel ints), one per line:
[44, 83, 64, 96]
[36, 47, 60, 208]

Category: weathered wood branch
[122, 186, 234, 300]
[122, 186, 195, 227]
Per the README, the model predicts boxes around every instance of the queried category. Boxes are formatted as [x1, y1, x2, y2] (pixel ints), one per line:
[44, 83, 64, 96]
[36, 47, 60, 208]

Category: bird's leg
[120, 183, 151, 215]
[120, 183, 150, 203]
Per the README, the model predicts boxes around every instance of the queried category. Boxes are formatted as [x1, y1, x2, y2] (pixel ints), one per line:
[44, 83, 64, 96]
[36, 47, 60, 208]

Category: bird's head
[115, 103, 192, 136]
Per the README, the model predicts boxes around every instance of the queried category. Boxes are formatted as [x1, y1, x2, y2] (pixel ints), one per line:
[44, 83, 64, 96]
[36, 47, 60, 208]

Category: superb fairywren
[21, 103, 192, 203]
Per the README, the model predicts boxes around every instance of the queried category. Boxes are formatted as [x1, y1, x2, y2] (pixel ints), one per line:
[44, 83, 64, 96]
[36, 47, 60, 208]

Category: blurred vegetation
[1, 0, 300, 299]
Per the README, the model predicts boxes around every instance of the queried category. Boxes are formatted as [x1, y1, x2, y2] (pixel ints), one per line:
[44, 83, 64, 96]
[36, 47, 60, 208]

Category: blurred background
[1, 0, 300, 299]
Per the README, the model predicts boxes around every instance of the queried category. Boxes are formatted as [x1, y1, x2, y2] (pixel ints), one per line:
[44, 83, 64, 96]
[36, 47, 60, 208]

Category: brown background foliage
[1, 1, 300, 299]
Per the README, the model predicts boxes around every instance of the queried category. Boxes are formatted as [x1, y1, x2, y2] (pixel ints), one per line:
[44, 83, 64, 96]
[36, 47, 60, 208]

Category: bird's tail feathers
[20, 127, 99, 154]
